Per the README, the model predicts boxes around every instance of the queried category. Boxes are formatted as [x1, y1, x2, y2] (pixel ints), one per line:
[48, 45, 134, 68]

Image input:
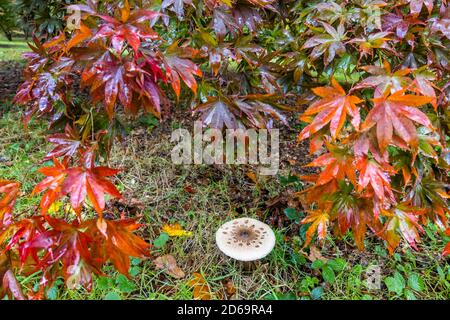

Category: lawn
[0, 36, 29, 62]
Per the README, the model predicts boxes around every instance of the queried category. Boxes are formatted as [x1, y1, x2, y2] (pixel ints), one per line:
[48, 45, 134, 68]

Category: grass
[1, 103, 450, 300]
[0, 35, 29, 62]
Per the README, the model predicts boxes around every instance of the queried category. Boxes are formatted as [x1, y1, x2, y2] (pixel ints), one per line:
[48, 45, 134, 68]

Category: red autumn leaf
[63, 166, 122, 215]
[361, 89, 434, 151]
[304, 143, 357, 186]
[301, 210, 329, 246]
[356, 157, 396, 204]
[299, 78, 362, 140]
[2, 270, 25, 300]
[45, 124, 83, 160]
[32, 158, 68, 215]
[354, 60, 412, 97]
[0, 180, 20, 227]
[164, 42, 202, 99]
[382, 204, 425, 254]
[91, 219, 150, 275]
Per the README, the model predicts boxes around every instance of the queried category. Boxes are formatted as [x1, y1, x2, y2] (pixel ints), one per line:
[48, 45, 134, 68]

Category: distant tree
[15, 0, 74, 39]
[0, 0, 17, 41]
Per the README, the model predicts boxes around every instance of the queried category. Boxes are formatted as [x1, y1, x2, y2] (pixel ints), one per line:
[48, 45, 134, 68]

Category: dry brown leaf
[154, 255, 186, 279]
[306, 245, 328, 262]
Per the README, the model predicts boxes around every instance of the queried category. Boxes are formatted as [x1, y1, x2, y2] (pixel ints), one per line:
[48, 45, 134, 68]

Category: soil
[0, 61, 24, 102]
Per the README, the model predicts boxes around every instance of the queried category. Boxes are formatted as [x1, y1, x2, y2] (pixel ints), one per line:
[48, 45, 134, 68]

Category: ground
[1, 36, 450, 300]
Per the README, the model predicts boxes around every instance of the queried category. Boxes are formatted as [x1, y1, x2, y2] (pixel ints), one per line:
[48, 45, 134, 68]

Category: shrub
[1, 0, 449, 298]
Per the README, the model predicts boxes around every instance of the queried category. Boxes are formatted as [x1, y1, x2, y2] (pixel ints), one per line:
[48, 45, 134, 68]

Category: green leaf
[328, 258, 346, 272]
[407, 273, 424, 292]
[384, 272, 405, 295]
[311, 259, 324, 270]
[404, 289, 417, 300]
[116, 274, 136, 293]
[310, 286, 323, 300]
[97, 276, 114, 290]
[322, 265, 336, 284]
[154, 233, 170, 248]
[129, 266, 141, 277]
[284, 208, 301, 221]
[104, 292, 122, 300]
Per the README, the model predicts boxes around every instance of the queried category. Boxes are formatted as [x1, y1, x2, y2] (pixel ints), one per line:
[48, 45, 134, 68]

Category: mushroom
[215, 217, 276, 270]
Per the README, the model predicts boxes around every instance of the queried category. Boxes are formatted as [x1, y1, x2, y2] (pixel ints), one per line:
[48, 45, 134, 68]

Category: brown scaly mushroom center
[221, 219, 268, 248]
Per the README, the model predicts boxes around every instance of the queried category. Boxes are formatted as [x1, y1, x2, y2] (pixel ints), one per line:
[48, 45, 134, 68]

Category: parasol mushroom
[215, 217, 276, 270]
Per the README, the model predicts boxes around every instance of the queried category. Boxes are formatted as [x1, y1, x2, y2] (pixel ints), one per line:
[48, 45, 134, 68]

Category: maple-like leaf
[0, 180, 20, 227]
[304, 143, 357, 186]
[195, 94, 287, 129]
[164, 42, 202, 99]
[32, 158, 68, 215]
[299, 78, 362, 140]
[356, 157, 395, 204]
[302, 23, 346, 66]
[301, 210, 330, 246]
[63, 166, 122, 215]
[382, 204, 425, 254]
[361, 90, 434, 151]
[354, 60, 413, 97]
[45, 124, 83, 160]
[93, 219, 150, 275]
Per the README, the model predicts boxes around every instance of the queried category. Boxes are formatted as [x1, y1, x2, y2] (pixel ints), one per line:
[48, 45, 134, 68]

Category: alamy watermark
[171, 122, 280, 175]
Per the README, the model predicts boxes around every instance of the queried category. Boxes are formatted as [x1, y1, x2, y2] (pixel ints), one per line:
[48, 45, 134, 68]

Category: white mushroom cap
[215, 217, 276, 262]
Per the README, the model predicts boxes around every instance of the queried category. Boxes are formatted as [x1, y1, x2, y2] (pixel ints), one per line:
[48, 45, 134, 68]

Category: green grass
[1, 106, 450, 300]
[0, 35, 29, 62]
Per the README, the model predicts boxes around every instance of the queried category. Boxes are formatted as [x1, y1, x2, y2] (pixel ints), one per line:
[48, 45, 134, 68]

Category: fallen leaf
[306, 245, 328, 263]
[162, 223, 193, 237]
[189, 273, 211, 300]
[246, 171, 258, 184]
[184, 184, 196, 194]
[154, 255, 185, 279]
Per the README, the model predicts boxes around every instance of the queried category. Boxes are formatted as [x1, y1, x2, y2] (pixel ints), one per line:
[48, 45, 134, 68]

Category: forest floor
[1, 38, 450, 300]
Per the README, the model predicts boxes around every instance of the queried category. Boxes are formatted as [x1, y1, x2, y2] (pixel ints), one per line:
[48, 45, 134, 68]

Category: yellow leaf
[162, 223, 192, 237]
[64, 204, 77, 216]
[48, 201, 62, 215]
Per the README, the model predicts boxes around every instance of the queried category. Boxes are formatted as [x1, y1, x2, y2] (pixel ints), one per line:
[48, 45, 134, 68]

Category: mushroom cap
[215, 217, 276, 262]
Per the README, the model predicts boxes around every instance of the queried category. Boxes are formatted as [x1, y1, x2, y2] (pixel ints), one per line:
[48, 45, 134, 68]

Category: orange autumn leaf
[189, 273, 212, 300]
[299, 78, 362, 140]
[301, 210, 329, 246]
[361, 89, 434, 152]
